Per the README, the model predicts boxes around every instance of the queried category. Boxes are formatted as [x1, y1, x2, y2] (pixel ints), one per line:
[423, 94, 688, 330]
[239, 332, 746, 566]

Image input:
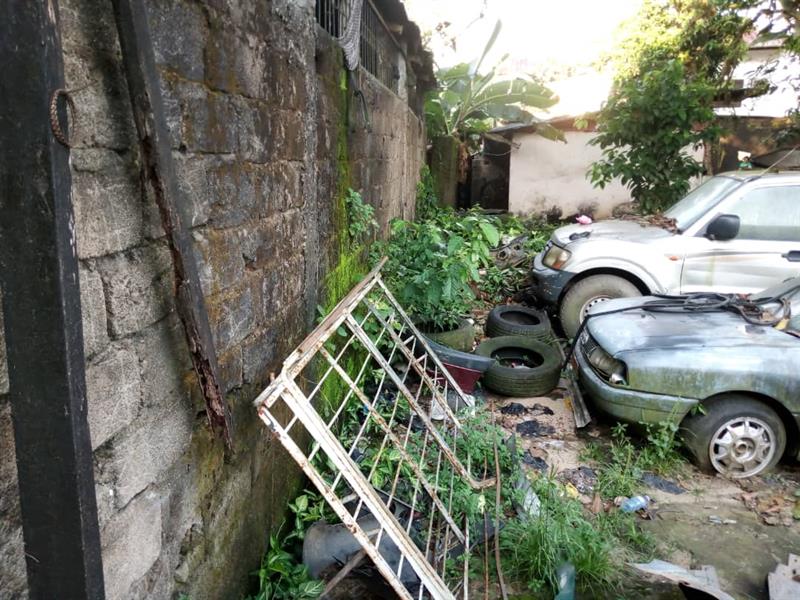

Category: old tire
[420, 319, 476, 352]
[681, 395, 786, 479]
[475, 336, 561, 397]
[559, 275, 641, 339]
[485, 305, 552, 341]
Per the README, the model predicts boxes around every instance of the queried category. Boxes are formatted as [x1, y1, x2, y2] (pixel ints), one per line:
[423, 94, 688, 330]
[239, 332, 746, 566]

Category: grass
[581, 422, 687, 499]
[499, 474, 658, 597]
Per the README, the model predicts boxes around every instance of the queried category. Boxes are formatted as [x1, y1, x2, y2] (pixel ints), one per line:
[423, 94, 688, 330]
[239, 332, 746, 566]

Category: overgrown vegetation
[500, 475, 657, 596]
[425, 20, 563, 151]
[581, 422, 686, 499]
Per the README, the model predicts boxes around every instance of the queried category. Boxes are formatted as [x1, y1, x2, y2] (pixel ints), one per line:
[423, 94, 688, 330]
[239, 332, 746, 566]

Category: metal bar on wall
[0, 1, 106, 597]
[110, 0, 233, 447]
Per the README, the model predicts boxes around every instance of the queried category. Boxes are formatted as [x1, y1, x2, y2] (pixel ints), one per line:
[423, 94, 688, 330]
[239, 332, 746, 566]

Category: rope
[337, 0, 364, 71]
[49, 88, 78, 147]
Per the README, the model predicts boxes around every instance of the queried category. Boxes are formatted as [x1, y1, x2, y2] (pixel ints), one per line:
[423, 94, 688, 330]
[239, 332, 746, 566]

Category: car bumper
[530, 252, 577, 306]
[574, 341, 699, 425]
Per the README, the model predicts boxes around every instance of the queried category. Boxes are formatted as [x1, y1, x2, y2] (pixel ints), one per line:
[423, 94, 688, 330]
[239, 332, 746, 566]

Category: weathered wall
[508, 130, 705, 219]
[509, 131, 631, 219]
[0, 0, 428, 598]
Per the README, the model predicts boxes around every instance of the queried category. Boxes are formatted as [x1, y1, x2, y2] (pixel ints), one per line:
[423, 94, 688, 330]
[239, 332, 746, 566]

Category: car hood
[553, 220, 674, 246]
[585, 298, 799, 356]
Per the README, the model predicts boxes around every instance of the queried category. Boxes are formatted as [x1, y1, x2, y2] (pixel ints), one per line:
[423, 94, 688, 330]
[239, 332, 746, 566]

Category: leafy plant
[372, 209, 501, 330]
[344, 188, 377, 244]
[246, 531, 324, 600]
[591, 0, 758, 213]
[415, 165, 439, 221]
[590, 59, 720, 213]
[425, 20, 563, 150]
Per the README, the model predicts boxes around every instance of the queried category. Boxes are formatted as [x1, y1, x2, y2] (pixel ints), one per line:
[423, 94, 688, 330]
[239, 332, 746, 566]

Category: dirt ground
[487, 379, 800, 600]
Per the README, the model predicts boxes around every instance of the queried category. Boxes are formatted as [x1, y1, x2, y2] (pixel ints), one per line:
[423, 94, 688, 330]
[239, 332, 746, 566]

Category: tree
[425, 21, 563, 150]
[591, 0, 758, 212]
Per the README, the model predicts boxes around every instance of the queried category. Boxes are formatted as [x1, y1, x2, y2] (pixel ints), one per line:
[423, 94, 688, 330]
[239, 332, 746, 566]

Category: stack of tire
[476, 305, 562, 397]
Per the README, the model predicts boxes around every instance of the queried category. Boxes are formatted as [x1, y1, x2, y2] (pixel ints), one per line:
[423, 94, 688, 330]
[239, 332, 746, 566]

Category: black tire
[485, 305, 552, 341]
[559, 275, 641, 339]
[681, 395, 786, 478]
[420, 319, 476, 352]
[475, 336, 561, 397]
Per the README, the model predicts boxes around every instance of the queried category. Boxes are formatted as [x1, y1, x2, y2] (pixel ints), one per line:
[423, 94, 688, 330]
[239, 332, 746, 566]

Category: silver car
[530, 171, 800, 337]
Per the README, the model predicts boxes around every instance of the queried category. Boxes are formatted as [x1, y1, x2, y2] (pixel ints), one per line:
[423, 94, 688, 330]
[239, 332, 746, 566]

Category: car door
[681, 183, 800, 294]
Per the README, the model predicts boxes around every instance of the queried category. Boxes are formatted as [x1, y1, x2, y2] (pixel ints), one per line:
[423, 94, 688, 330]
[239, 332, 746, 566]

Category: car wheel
[681, 395, 786, 478]
[559, 275, 641, 339]
[485, 305, 552, 341]
[475, 336, 562, 397]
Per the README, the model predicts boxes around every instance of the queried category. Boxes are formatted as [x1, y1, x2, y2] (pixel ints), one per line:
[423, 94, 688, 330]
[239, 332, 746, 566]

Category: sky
[402, 0, 644, 115]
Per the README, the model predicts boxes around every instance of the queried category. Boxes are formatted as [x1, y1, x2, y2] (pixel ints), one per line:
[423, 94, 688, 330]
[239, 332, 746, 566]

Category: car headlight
[542, 244, 572, 270]
[581, 332, 628, 385]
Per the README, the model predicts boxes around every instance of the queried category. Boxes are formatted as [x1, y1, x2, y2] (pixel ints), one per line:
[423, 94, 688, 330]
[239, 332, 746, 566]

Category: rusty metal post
[110, 0, 232, 446]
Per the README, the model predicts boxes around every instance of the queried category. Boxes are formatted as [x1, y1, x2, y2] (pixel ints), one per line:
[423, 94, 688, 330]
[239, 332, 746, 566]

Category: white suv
[530, 171, 800, 337]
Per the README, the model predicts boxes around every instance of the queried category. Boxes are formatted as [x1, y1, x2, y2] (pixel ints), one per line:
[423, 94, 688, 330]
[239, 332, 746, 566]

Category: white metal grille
[254, 259, 495, 599]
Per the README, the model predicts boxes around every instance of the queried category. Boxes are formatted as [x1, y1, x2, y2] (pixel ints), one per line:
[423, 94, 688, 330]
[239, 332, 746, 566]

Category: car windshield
[665, 176, 743, 232]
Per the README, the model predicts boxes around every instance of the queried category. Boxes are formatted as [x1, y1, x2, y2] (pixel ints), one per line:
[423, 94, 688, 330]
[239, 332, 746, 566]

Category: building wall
[0, 0, 427, 598]
[508, 131, 631, 219]
[508, 130, 704, 219]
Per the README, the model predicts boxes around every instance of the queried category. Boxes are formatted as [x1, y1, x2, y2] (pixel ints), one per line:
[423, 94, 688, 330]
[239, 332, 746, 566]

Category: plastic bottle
[620, 495, 650, 513]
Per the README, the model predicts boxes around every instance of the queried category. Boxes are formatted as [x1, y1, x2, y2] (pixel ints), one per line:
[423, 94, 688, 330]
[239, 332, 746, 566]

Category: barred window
[315, 0, 400, 92]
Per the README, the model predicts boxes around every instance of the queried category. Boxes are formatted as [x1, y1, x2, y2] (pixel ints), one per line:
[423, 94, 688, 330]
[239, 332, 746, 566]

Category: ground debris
[516, 419, 556, 437]
[521, 450, 548, 472]
[500, 402, 527, 415]
[558, 466, 597, 495]
[640, 472, 686, 495]
[768, 554, 800, 600]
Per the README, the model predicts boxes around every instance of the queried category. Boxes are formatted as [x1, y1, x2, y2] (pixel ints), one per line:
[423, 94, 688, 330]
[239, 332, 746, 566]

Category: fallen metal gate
[254, 258, 496, 599]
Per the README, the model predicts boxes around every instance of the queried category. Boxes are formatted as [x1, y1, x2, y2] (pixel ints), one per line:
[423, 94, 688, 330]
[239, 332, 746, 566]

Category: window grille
[316, 0, 400, 92]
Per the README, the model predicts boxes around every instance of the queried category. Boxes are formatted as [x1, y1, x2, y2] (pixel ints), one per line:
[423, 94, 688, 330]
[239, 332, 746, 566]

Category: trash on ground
[515, 419, 556, 437]
[630, 560, 735, 600]
[554, 562, 576, 600]
[620, 495, 650, 513]
[500, 402, 528, 415]
[558, 466, 597, 495]
[515, 474, 541, 518]
[767, 554, 800, 600]
[521, 450, 548, 472]
[708, 515, 737, 525]
[640, 472, 686, 495]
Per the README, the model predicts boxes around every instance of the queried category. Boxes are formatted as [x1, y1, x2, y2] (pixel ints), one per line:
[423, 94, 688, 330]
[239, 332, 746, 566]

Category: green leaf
[478, 222, 500, 247]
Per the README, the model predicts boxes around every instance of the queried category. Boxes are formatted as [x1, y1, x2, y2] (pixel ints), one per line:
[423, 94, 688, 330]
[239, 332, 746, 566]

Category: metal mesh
[316, 0, 399, 90]
[254, 260, 496, 600]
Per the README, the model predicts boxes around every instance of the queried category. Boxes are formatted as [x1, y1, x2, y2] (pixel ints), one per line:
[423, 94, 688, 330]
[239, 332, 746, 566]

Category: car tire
[681, 395, 786, 479]
[559, 275, 641, 339]
[485, 305, 552, 341]
[475, 336, 561, 397]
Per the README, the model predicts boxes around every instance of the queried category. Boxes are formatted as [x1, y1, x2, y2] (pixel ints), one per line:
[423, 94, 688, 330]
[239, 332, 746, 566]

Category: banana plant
[425, 20, 564, 145]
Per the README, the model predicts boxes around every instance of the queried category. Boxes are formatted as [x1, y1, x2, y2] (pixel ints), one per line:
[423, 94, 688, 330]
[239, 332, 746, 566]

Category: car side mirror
[706, 214, 740, 241]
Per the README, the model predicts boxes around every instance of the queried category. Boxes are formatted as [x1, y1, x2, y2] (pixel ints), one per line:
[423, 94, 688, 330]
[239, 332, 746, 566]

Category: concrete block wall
[0, 0, 428, 598]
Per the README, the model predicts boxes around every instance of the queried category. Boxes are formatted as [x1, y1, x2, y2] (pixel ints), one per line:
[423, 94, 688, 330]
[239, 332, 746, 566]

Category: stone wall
[0, 0, 429, 598]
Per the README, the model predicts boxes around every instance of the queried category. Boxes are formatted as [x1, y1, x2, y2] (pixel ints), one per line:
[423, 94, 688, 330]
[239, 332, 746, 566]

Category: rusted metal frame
[256, 388, 421, 600]
[0, 2, 106, 596]
[364, 297, 467, 425]
[375, 278, 478, 419]
[344, 313, 492, 491]
[304, 313, 397, 467]
[110, 0, 232, 446]
[281, 378, 454, 600]
[279, 258, 387, 379]
[357, 302, 494, 490]
[319, 345, 467, 544]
